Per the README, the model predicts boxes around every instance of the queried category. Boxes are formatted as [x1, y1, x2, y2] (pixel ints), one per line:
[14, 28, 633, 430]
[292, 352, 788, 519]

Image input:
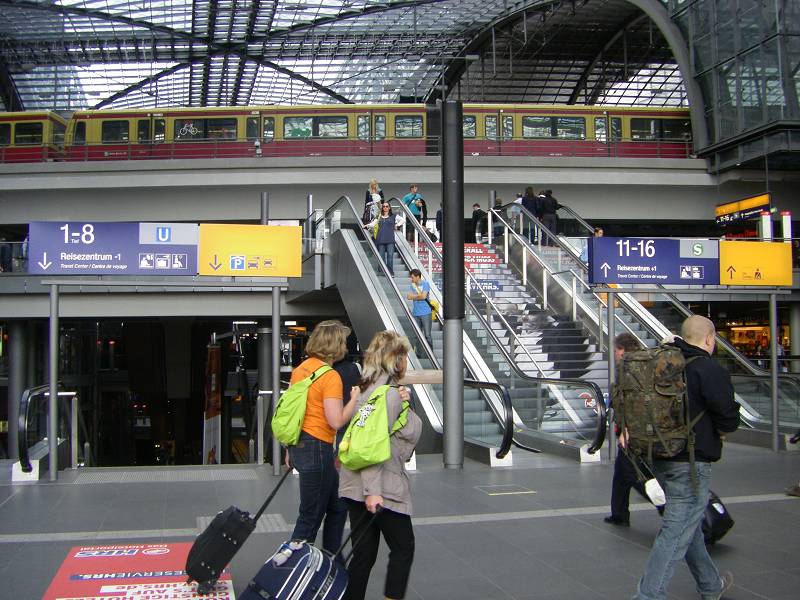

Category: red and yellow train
[0, 103, 692, 163]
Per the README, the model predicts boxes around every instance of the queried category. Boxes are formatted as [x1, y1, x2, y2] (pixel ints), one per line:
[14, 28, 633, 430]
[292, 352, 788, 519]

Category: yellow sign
[715, 193, 770, 218]
[198, 224, 301, 277]
[719, 241, 792, 286]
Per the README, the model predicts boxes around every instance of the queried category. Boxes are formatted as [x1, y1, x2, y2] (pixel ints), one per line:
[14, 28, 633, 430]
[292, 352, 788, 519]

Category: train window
[486, 116, 497, 140]
[594, 117, 607, 142]
[555, 117, 585, 139]
[101, 121, 129, 143]
[661, 119, 692, 140]
[611, 117, 622, 141]
[53, 121, 66, 145]
[357, 115, 369, 141]
[316, 116, 348, 138]
[463, 115, 476, 138]
[154, 119, 165, 143]
[375, 116, 386, 140]
[522, 116, 551, 138]
[263, 117, 274, 141]
[137, 120, 150, 143]
[73, 121, 86, 145]
[15, 122, 44, 145]
[0, 124, 10, 146]
[246, 117, 259, 141]
[502, 116, 513, 140]
[207, 118, 237, 140]
[395, 116, 423, 138]
[630, 118, 658, 141]
[284, 117, 313, 138]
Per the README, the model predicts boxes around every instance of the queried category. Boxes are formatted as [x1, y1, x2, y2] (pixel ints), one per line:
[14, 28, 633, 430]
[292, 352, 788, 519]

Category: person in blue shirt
[407, 268, 433, 349]
[402, 184, 424, 241]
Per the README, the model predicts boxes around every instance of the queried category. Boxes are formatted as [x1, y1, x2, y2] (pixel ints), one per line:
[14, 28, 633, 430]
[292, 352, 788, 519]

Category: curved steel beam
[567, 12, 649, 104]
[92, 54, 353, 108]
[623, 0, 708, 148]
[425, 0, 563, 103]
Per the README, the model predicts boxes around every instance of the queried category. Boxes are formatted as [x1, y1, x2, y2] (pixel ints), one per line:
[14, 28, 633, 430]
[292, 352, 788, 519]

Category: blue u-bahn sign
[28, 222, 199, 275]
[589, 237, 720, 285]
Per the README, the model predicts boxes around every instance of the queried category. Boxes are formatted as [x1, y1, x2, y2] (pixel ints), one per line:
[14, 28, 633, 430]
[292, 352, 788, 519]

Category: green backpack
[271, 364, 331, 446]
[613, 345, 703, 465]
[338, 384, 409, 471]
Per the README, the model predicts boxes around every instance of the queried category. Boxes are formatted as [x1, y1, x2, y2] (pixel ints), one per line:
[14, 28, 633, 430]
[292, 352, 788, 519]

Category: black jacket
[669, 337, 740, 462]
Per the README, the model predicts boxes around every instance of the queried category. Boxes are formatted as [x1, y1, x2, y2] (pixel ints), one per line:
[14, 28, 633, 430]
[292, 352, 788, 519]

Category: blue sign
[28, 222, 198, 275]
[589, 237, 720, 285]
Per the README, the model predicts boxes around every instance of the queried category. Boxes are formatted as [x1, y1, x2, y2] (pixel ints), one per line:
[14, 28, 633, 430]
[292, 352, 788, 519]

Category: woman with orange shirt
[288, 320, 359, 555]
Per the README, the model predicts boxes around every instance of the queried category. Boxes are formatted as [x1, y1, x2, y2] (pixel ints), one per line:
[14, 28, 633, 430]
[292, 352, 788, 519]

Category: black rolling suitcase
[186, 468, 291, 594]
[702, 490, 734, 545]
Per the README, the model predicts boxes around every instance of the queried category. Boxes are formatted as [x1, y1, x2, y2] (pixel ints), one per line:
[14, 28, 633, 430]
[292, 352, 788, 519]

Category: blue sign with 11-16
[589, 237, 720, 285]
[28, 222, 199, 275]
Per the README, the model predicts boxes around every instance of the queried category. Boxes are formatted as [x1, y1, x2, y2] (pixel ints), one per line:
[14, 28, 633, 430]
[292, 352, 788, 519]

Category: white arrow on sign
[37, 252, 52, 270]
[601, 262, 610, 277]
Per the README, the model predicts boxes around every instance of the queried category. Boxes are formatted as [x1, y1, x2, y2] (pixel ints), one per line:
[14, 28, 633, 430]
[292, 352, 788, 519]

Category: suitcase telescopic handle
[253, 468, 292, 523]
[335, 506, 383, 565]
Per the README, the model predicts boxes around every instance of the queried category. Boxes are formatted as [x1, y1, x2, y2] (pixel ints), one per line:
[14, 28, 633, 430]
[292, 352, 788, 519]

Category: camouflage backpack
[613, 344, 703, 466]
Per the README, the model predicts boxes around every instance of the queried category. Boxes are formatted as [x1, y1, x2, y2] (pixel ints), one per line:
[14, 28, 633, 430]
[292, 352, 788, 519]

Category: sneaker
[603, 515, 630, 527]
[786, 484, 800, 497]
[709, 571, 734, 600]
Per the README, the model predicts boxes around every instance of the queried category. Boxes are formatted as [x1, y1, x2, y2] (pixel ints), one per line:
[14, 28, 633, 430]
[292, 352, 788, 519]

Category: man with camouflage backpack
[621, 316, 740, 600]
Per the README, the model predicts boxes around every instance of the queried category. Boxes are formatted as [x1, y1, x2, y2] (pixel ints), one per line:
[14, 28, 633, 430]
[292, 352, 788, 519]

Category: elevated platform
[1, 443, 798, 599]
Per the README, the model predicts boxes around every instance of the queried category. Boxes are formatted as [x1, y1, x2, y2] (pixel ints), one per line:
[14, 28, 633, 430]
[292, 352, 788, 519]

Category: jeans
[377, 243, 394, 275]
[414, 314, 432, 349]
[288, 432, 348, 556]
[632, 461, 723, 600]
[343, 500, 415, 600]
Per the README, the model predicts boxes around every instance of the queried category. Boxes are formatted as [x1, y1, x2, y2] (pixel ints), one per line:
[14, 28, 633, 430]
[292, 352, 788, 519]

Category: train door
[358, 111, 386, 155]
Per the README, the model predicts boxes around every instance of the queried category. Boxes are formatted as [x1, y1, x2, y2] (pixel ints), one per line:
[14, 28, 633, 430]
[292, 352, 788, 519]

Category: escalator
[492, 201, 800, 435]
[312, 196, 606, 460]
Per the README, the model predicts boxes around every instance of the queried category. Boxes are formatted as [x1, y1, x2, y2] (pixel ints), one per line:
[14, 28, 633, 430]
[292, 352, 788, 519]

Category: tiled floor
[1, 443, 799, 599]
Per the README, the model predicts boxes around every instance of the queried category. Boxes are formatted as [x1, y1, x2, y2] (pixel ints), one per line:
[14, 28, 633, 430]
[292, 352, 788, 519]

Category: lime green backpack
[271, 364, 331, 446]
[338, 384, 409, 471]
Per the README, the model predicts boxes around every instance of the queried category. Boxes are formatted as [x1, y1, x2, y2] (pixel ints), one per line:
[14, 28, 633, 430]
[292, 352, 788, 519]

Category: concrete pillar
[7, 321, 26, 460]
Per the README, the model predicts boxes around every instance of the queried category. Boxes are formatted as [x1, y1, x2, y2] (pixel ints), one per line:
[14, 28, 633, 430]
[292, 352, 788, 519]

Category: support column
[257, 324, 272, 465]
[7, 321, 26, 460]
[442, 99, 465, 469]
[272, 287, 282, 475]
[48, 284, 59, 482]
[769, 294, 779, 452]
[607, 292, 616, 461]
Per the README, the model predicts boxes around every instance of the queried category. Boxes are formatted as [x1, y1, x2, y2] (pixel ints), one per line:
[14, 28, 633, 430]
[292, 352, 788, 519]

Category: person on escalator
[539, 189, 560, 246]
[366, 202, 402, 276]
[471, 203, 487, 243]
[407, 269, 433, 350]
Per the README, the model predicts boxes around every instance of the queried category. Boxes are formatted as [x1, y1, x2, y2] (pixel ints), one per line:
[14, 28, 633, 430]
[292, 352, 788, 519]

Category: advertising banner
[203, 344, 222, 465]
[42, 542, 234, 599]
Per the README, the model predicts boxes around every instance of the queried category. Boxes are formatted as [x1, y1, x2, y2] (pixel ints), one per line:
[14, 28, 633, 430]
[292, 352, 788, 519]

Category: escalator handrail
[17, 383, 55, 473]
[393, 197, 607, 449]
[552, 204, 800, 382]
[325, 195, 441, 370]
[463, 379, 513, 459]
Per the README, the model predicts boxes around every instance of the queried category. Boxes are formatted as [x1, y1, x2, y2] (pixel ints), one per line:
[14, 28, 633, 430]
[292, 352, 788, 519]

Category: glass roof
[0, 0, 687, 112]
